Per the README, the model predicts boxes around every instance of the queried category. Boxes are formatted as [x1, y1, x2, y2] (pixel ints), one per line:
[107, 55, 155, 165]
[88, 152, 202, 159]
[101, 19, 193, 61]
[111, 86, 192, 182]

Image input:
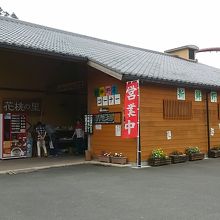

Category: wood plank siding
[87, 67, 136, 162]
[140, 84, 220, 160]
[88, 67, 220, 163]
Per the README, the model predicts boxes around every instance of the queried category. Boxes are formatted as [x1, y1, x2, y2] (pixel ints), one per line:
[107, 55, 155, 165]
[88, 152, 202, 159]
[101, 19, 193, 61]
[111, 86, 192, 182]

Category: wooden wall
[140, 83, 220, 160]
[87, 67, 136, 162]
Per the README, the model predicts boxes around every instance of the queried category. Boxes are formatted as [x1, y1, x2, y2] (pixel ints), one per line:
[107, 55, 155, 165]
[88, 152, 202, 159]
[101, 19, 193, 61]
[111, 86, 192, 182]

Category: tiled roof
[1, 16, 220, 88]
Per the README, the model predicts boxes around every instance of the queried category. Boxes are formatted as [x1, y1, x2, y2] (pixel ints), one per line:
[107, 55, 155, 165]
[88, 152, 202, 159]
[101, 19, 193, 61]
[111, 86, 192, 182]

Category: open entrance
[0, 48, 88, 159]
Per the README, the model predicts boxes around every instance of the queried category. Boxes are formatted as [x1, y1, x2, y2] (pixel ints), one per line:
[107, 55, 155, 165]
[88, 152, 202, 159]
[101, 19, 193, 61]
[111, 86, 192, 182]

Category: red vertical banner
[122, 80, 139, 138]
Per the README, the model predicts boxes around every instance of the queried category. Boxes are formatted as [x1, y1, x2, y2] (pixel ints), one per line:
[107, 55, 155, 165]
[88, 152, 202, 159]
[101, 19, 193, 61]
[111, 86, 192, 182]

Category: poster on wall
[122, 80, 139, 138]
[166, 131, 172, 140]
[114, 94, 121, 105]
[102, 96, 108, 106]
[195, 90, 202, 102]
[210, 91, 217, 103]
[105, 86, 112, 96]
[115, 125, 121, 137]
[95, 124, 102, 130]
[97, 97, 103, 106]
[177, 88, 185, 100]
[108, 95, 115, 105]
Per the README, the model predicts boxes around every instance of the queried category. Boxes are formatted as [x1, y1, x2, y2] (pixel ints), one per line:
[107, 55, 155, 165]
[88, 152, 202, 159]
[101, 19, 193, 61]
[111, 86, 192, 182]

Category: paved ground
[0, 156, 130, 174]
[1, 158, 220, 220]
[0, 156, 86, 174]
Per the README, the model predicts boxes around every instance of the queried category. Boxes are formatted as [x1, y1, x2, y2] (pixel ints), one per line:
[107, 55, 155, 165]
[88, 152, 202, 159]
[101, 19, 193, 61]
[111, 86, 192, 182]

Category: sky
[1, 0, 220, 68]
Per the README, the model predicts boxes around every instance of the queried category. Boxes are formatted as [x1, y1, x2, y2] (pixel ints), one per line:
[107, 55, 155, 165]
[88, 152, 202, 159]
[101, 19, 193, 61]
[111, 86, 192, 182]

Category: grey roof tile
[1, 16, 220, 88]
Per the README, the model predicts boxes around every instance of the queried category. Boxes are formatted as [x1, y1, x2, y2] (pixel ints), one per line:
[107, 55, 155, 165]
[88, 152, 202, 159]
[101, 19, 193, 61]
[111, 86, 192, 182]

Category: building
[1, 16, 220, 164]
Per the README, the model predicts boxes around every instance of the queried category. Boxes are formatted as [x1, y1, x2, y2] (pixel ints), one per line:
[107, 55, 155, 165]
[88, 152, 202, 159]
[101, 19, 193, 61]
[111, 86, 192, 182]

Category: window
[163, 100, 192, 120]
[189, 49, 195, 60]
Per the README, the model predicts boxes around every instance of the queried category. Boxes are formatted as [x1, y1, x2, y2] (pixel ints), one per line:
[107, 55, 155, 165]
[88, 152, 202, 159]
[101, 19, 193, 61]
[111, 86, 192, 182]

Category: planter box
[148, 158, 171, 166]
[98, 155, 111, 163]
[111, 156, 127, 165]
[170, 154, 189, 164]
[188, 153, 205, 161]
[209, 150, 220, 158]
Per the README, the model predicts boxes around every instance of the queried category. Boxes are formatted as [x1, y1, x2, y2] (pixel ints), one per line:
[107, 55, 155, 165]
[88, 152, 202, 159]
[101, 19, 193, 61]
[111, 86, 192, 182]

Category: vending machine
[0, 113, 28, 159]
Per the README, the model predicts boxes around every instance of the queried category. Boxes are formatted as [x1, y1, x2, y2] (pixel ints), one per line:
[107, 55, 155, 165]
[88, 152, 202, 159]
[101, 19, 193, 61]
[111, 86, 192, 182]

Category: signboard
[94, 85, 118, 97]
[84, 114, 93, 134]
[96, 94, 120, 106]
[3, 99, 41, 114]
[122, 80, 139, 138]
[93, 112, 122, 124]
[95, 85, 120, 106]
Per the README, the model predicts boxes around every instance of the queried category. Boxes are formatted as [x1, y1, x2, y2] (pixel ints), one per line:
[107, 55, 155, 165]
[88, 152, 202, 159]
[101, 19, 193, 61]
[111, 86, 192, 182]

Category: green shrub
[170, 150, 185, 156]
[150, 148, 167, 159]
[185, 147, 200, 155]
[211, 146, 220, 151]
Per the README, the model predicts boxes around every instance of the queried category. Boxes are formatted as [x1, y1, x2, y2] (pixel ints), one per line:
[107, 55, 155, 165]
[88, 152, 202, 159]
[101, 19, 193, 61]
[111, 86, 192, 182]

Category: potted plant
[111, 153, 127, 165]
[185, 147, 205, 161]
[210, 146, 220, 158]
[148, 148, 171, 166]
[169, 150, 189, 164]
[98, 151, 111, 163]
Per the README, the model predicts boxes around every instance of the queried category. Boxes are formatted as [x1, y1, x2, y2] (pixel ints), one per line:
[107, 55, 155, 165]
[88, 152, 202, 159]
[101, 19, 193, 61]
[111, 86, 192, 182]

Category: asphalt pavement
[1, 158, 220, 220]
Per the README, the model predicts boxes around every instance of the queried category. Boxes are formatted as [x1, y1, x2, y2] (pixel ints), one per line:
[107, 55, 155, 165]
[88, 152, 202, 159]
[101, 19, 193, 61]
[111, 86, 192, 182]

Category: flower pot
[98, 155, 111, 163]
[170, 154, 189, 164]
[188, 153, 205, 161]
[148, 158, 171, 166]
[209, 150, 220, 158]
[111, 156, 127, 165]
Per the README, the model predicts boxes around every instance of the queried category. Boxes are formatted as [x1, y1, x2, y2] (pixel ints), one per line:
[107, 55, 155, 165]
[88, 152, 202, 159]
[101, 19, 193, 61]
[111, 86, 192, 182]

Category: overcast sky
[1, 0, 220, 68]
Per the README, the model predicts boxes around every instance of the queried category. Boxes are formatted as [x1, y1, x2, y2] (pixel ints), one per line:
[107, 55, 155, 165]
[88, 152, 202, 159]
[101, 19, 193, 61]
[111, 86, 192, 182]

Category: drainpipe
[205, 91, 211, 157]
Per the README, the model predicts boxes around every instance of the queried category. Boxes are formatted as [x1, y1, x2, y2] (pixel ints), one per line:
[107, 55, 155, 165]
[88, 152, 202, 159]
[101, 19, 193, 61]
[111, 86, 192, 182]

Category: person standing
[45, 124, 58, 156]
[35, 122, 47, 157]
[73, 120, 84, 155]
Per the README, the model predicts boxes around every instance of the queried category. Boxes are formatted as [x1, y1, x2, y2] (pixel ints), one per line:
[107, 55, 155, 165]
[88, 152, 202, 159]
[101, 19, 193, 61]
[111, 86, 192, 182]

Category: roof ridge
[0, 15, 174, 58]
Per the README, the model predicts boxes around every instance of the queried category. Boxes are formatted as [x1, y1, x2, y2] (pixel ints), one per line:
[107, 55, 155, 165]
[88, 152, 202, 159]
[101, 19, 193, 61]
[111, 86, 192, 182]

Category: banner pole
[137, 80, 141, 167]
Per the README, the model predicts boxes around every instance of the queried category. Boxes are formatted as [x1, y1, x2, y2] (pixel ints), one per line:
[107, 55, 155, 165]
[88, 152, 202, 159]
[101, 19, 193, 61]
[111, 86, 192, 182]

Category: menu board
[11, 114, 26, 133]
[84, 114, 93, 134]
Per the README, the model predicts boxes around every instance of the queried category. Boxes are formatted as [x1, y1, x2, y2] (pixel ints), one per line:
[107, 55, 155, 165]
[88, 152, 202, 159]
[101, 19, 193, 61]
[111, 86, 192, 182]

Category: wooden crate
[148, 158, 171, 166]
[170, 155, 189, 164]
[209, 150, 220, 158]
[188, 153, 205, 161]
[98, 155, 111, 163]
[111, 156, 127, 165]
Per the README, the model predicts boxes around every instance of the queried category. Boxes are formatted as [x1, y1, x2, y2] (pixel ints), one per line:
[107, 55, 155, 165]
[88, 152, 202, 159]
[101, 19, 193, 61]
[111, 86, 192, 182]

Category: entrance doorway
[0, 48, 88, 159]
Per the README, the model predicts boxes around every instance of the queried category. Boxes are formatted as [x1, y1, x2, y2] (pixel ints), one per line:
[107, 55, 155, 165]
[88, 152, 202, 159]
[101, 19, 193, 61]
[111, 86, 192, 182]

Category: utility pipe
[205, 91, 211, 157]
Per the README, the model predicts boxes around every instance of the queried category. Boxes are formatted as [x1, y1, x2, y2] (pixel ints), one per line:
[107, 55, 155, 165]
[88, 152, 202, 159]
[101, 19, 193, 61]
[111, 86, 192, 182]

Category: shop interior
[0, 48, 88, 159]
